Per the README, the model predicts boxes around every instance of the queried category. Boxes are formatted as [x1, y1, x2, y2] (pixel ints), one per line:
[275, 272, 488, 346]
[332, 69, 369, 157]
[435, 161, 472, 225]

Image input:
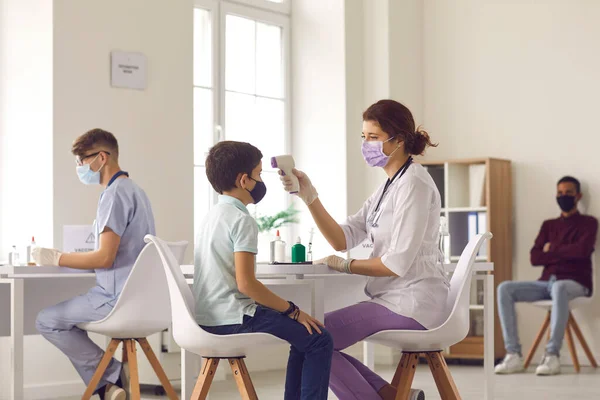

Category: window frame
[193, 0, 292, 216]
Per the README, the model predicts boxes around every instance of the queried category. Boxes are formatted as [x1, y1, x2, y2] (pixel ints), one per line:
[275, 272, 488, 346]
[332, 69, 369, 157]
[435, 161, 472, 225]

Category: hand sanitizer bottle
[291, 237, 306, 263]
[27, 236, 36, 265]
[10, 246, 20, 266]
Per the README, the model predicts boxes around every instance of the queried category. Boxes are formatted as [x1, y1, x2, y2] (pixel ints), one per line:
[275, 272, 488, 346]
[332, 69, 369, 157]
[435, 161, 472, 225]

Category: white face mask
[76, 154, 104, 185]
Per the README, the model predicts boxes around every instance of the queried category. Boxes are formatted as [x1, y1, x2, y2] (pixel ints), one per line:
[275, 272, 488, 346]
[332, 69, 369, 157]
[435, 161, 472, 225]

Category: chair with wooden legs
[366, 233, 492, 400]
[78, 240, 188, 400]
[524, 279, 598, 372]
[147, 234, 286, 400]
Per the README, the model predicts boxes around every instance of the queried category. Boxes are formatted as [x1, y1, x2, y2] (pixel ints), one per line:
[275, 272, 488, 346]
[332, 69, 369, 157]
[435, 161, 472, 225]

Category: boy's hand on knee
[293, 309, 324, 335]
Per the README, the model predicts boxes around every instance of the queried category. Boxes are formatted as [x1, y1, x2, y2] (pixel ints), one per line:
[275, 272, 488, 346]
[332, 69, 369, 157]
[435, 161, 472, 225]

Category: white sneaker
[494, 353, 525, 374]
[410, 388, 425, 400]
[535, 354, 561, 376]
[104, 384, 126, 400]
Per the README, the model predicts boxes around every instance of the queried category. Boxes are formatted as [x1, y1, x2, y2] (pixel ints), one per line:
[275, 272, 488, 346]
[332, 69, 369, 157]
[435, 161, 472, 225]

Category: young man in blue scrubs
[33, 129, 155, 400]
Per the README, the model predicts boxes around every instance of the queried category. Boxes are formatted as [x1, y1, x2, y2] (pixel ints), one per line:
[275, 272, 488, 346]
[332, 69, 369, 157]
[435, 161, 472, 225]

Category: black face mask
[556, 195, 576, 213]
[247, 177, 267, 204]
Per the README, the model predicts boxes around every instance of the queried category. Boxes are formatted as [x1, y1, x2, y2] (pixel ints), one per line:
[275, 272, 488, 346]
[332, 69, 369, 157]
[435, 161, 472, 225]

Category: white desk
[1, 262, 494, 400]
[179, 262, 495, 400]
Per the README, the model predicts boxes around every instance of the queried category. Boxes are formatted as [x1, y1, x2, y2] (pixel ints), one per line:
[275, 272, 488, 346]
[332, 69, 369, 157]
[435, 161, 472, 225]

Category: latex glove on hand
[31, 247, 63, 266]
[314, 255, 354, 274]
[279, 168, 319, 206]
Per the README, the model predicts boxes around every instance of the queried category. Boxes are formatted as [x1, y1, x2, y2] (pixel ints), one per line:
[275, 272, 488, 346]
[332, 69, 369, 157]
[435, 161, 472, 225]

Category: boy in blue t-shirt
[194, 141, 333, 400]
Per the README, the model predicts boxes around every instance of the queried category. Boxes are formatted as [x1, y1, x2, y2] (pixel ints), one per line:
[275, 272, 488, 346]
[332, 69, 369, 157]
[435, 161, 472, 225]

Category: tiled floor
[66, 364, 600, 399]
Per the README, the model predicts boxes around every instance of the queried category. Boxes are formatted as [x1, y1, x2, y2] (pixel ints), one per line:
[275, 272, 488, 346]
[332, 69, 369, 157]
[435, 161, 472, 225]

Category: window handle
[214, 125, 223, 143]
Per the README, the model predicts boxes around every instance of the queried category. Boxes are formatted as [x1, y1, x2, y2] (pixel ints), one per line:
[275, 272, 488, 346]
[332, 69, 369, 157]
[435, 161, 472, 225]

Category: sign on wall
[110, 51, 147, 90]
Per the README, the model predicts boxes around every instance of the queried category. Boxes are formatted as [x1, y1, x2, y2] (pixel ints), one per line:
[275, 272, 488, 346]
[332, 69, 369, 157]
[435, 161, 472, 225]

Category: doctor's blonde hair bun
[363, 100, 438, 156]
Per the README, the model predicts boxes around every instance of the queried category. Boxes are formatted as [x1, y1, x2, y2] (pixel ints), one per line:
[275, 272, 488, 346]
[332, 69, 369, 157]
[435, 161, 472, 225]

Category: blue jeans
[201, 306, 333, 400]
[497, 277, 589, 356]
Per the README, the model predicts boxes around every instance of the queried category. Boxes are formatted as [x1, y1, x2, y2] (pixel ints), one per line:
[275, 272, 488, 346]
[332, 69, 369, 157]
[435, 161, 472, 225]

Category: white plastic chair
[365, 232, 492, 400]
[523, 257, 598, 372]
[146, 234, 286, 400]
[78, 240, 188, 400]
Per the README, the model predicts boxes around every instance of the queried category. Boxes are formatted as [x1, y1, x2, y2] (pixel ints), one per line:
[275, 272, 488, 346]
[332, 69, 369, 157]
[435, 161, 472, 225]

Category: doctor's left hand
[314, 255, 354, 274]
[32, 247, 63, 266]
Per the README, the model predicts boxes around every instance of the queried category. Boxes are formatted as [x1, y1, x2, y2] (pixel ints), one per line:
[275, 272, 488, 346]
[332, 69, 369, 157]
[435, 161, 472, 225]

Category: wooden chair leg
[569, 313, 598, 368]
[125, 339, 141, 400]
[191, 358, 220, 400]
[122, 340, 128, 363]
[565, 323, 580, 373]
[229, 358, 258, 400]
[391, 354, 405, 388]
[82, 339, 121, 400]
[425, 352, 461, 400]
[137, 338, 179, 400]
[524, 311, 551, 369]
[393, 353, 419, 400]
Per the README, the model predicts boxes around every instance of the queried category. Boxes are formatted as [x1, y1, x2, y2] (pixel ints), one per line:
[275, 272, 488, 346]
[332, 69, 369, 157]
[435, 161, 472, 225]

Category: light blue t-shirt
[193, 195, 258, 326]
[88, 176, 156, 309]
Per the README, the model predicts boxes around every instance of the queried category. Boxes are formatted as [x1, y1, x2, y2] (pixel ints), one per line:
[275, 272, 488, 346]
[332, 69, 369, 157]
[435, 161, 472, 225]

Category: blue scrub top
[88, 176, 156, 308]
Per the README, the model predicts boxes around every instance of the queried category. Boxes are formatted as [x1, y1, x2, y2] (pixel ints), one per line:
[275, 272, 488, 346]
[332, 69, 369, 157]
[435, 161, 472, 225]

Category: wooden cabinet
[422, 158, 512, 360]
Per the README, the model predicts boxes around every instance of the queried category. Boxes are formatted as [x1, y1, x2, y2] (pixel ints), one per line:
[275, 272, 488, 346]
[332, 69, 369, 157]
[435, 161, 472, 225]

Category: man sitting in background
[495, 176, 597, 376]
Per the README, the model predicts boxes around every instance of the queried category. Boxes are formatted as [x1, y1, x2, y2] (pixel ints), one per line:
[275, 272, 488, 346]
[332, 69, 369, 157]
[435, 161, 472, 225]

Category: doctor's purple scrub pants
[325, 302, 426, 400]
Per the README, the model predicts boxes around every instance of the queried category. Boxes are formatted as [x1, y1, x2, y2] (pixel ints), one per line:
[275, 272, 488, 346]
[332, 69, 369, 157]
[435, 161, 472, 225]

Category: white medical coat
[340, 163, 449, 329]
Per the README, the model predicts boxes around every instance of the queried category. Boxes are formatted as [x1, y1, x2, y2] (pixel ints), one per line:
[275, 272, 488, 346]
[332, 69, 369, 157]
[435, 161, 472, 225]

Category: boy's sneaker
[104, 385, 126, 400]
[536, 353, 561, 376]
[494, 353, 525, 374]
[410, 388, 425, 400]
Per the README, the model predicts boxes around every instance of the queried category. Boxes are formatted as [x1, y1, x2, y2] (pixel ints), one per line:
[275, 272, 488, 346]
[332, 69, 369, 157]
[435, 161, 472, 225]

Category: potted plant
[253, 205, 300, 261]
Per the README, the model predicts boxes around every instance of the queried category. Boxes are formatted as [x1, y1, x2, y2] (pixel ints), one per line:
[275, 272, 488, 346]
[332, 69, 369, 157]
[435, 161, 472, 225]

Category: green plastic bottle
[291, 236, 306, 263]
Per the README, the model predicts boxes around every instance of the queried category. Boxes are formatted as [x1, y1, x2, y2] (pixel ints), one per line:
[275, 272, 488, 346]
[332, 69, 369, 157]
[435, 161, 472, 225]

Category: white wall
[361, 0, 391, 197]
[291, 0, 348, 256]
[53, 0, 194, 259]
[0, 0, 53, 261]
[0, 1, 193, 397]
[344, 0, 366, 221]
[361, 0, 427, 202]
[423, 0, 600, 362]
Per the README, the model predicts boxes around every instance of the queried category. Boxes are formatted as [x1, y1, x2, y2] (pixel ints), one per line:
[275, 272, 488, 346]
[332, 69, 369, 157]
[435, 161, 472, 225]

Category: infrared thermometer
[271, 155, 300, 194]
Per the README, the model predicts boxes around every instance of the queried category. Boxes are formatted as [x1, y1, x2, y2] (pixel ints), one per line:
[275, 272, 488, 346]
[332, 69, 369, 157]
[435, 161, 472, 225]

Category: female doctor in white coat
[280, 100, 448, 400]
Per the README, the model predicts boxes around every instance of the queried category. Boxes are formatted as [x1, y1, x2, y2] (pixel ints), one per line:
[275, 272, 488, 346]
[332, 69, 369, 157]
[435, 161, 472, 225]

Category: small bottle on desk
[271, 230, 286, 263]
[291, 237, 306, 263]
[27, 236, 37, 266]
[9, 246, 20, 266]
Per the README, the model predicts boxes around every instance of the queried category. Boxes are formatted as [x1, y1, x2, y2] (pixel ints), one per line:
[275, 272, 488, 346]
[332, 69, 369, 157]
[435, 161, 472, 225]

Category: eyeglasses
[75, 151, 110, 166]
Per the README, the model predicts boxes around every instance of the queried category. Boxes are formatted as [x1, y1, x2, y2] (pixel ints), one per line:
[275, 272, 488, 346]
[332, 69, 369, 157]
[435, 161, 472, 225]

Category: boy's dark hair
[206, 141, 263, 194]
[557, 176, 581, 193]
[72, 128, 119, 159]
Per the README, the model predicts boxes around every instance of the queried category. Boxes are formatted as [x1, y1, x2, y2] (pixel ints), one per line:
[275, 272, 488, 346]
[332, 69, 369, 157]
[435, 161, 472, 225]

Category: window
[193, 0, 291, 249]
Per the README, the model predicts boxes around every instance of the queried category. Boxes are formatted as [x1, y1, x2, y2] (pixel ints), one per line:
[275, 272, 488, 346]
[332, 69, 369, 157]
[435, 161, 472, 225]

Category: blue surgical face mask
[76, 154, 104, 185]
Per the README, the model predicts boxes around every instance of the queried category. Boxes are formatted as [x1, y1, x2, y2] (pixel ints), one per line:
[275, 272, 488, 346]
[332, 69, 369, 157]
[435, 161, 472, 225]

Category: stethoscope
[366, 156, 413, 228]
